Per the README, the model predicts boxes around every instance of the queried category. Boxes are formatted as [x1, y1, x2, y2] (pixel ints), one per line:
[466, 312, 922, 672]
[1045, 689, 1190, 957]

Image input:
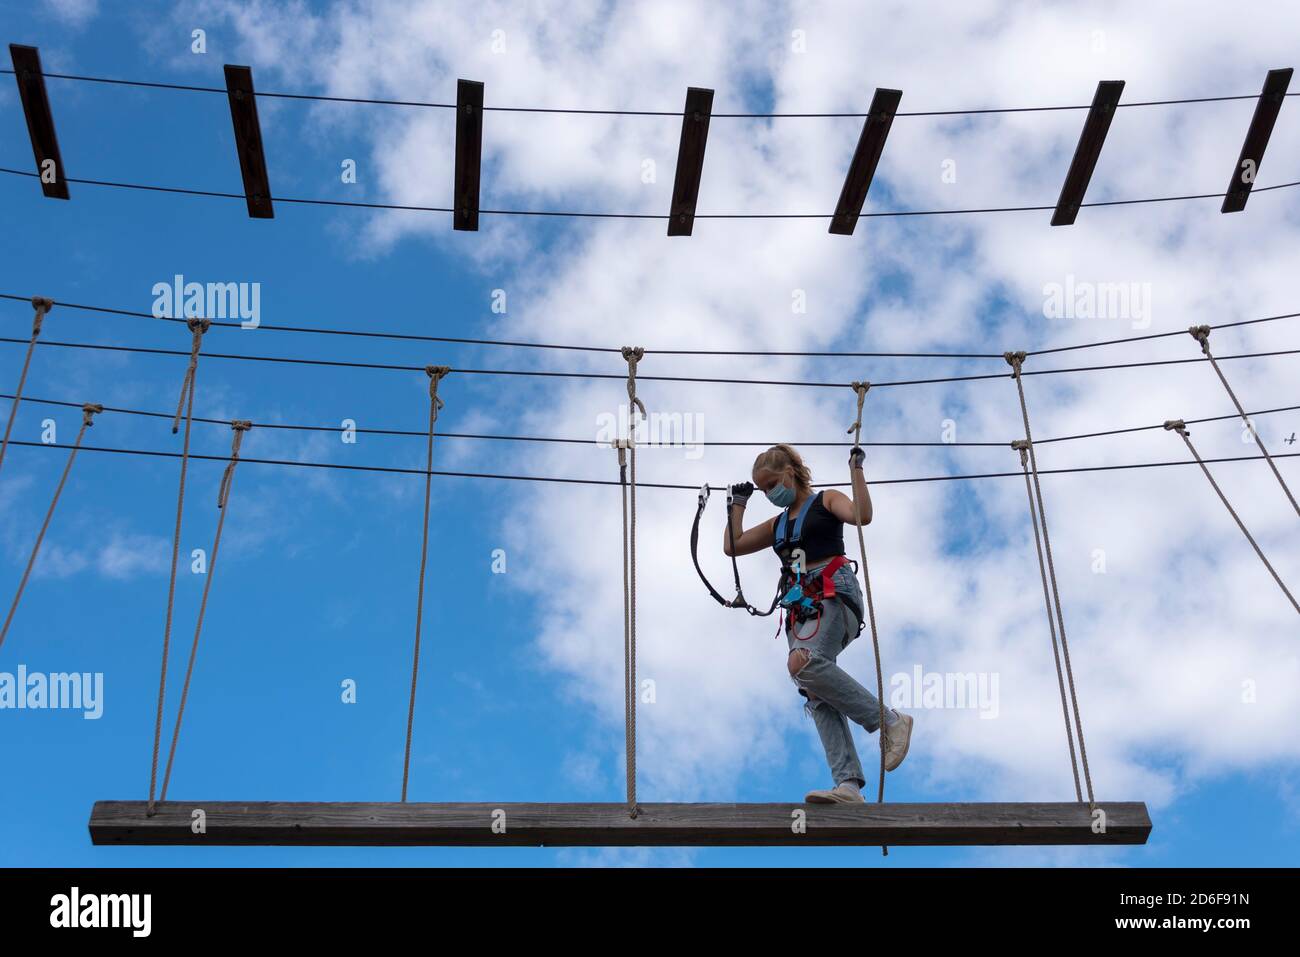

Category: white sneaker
[804, 781, 866, 804]
[882, 711, 913, 772]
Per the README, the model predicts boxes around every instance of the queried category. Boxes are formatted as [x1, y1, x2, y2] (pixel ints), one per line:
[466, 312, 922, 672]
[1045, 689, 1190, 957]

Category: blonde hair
[752, 444, 812, 493]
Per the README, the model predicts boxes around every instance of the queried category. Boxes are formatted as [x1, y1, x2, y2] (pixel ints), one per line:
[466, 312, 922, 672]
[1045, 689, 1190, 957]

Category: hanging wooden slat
[454, 79, 484, 231]
[829, 88, 903, 235]
[8, 44, 68, 200]
[89, 800, 1152, 847]
[223, 65, 274, 219]
[1222, 67, 1293, 214]
[667, 87, 714, 236]
[1051, 80, 1125, 226]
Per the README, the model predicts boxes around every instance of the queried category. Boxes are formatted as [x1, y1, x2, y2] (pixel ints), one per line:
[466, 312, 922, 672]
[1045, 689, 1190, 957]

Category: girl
[723, 444, 913, 803]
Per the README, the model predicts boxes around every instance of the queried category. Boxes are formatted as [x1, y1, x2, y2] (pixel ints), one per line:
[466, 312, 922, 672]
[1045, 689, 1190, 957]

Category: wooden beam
[1051, 80, 1125, 226]
[1222, 67, 1293, 213]
[89, 801, 1152, 847]
[667, 87, 714, 236]
[223, 65, 274, 219]
[454, 79, 484, 231]
[9, 44, 68, 199]
[829, 88, 902, 235]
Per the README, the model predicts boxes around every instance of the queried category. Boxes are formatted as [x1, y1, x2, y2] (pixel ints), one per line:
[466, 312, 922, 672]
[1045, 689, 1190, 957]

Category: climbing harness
[0, 297, 53, 477]
[776, 554, 860, 641]
[403, 365, 452, 802]
[0, 401, 102, 651]
[770, 489, 864, 636]
[1163, 419, 1298, 614]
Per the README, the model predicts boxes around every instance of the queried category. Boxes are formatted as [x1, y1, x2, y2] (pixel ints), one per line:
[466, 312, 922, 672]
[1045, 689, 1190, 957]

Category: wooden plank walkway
[89, 801, 1152, 847]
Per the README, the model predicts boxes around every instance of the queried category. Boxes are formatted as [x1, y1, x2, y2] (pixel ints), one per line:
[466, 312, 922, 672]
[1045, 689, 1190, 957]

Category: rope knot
[425, 365, 452, 415]
[621, 346, 648, 420]
[30, 296, 53, 335]
[81, 403, 104, 427]
[1003, 350, 1027, 376]
[1010, 437, 1030, 464]
[1162, 418, 1188, 435]
[1187, 324, 1211, 355]
[846, 381, 871, 439]
[172, 321, 212, 434]
[217, 421, 253, 508]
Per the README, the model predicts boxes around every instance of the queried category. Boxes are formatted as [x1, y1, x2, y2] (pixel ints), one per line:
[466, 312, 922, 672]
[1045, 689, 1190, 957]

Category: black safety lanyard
[690, 485, 780, 617]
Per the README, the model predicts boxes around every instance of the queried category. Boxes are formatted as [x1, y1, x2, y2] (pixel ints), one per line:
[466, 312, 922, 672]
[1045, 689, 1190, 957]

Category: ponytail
[752, 444, 813, 493]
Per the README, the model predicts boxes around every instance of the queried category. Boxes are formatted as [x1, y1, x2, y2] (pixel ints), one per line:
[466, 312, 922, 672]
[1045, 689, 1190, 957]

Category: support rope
[847, 380, 888, 857]
[402, 365, 451, 802]
[148, 318, 209, 815]
[620, 346, 646, 819]
[1012, 439, 1083, 801]
[0, 297, 52, 477]
[1188, 325, 1299, 519]
[0, 402, 102, 651]
[1163, 419, 1299, 614]
[159, 420, 252, 801]
[1005, 352, 1095, 808]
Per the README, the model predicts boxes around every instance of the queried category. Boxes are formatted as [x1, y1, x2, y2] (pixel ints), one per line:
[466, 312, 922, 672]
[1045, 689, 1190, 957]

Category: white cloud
[43, 0, 99, 27]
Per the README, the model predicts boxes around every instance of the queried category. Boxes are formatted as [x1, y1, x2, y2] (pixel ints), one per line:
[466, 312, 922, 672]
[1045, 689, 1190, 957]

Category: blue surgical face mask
[766, 482, 796, 508]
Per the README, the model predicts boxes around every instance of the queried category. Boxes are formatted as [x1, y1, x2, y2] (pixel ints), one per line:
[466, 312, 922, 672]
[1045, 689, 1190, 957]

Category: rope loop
[218, 420, 253, 508]
[1188, 324, 1211, 355]
[1003, 350, 1027, 377]
[847, 380, 871, 438]
[425, 365, 452, 418]
[1010, 437, 1030, 465]
[81, 403, 103, 427]
[621, 346, 648, 421]
[30, 296, 53, 335]
[171, 319, 212, 433]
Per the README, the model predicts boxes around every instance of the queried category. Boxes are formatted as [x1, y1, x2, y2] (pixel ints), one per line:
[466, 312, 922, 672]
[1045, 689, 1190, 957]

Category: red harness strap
[817, 555, 850, 602]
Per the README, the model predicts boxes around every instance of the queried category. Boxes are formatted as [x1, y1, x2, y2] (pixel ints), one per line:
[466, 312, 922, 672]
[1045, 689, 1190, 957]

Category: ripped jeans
[785, 559, 886, 789]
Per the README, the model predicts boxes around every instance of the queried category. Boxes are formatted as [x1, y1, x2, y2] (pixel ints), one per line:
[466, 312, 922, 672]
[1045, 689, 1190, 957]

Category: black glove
[728, 482, 754, 508]
[849, 446, 866, 470]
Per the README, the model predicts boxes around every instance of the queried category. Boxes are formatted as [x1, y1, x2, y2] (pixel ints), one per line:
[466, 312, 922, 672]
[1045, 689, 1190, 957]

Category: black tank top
[771, 491, 845, 564]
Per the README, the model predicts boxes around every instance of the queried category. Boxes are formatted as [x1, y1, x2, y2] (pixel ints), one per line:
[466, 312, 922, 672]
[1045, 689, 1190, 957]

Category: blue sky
[1, 0, 1298, 867]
